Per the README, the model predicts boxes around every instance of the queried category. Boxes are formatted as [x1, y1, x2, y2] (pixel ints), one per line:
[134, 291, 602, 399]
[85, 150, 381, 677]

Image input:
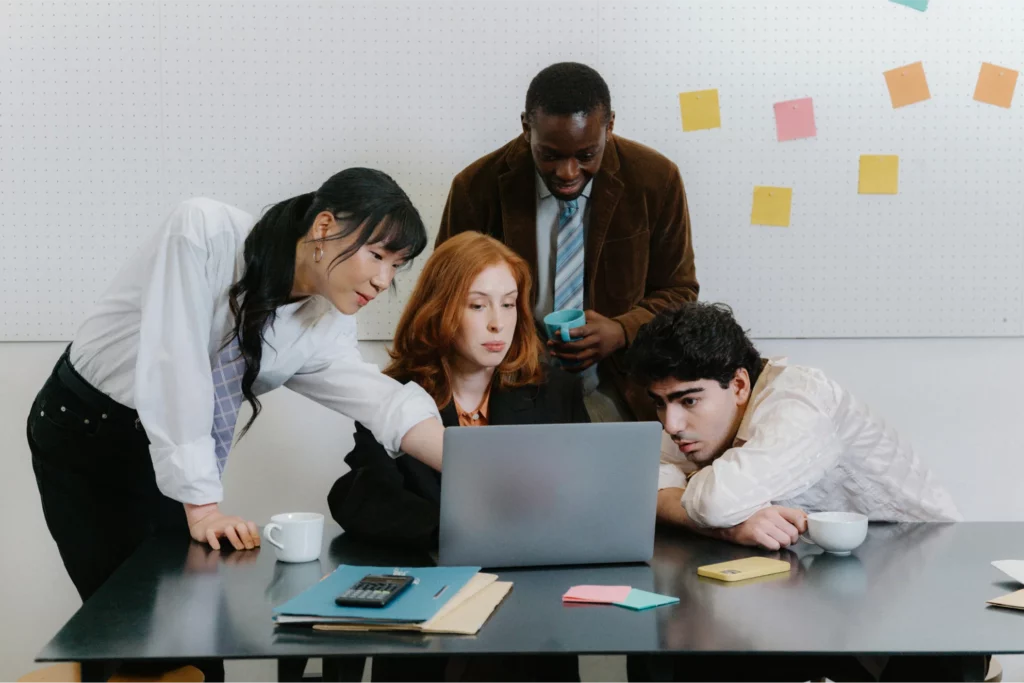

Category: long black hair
[227, 168, 428, 436]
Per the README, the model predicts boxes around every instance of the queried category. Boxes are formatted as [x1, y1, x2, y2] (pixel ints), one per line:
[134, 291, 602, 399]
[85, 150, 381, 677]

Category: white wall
[3, 338, 1023, 680]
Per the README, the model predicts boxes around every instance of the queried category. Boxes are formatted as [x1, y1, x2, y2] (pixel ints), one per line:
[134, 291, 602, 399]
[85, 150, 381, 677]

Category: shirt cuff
[150, 435, 224, 505]
[372, 381, 442, 458]
[658, 463, 689, 491]
[613, 307, 655, 346]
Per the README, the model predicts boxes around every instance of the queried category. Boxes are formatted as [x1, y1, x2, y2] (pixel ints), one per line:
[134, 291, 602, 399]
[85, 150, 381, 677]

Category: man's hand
[184, 503, 261, 551]
[547, 310, 627, 372]
[721, 506, 808, 551]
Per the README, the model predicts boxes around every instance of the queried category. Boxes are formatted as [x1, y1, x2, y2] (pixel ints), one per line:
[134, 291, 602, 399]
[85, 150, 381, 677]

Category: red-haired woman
[327, 231, 585, 681]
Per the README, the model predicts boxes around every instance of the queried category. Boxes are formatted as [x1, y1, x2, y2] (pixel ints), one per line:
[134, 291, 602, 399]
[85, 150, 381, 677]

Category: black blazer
[327, 368, 590, 550]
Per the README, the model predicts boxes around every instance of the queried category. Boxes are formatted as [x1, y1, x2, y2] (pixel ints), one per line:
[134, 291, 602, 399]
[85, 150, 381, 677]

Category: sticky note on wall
[884, 62, 931, 108]
[891, 0, 928, 11]
[751, 187, 793, 227]
[774, 97, 816, 142]
[679, 89, 721, 131]
[859, 155, 899, 194]
[974, 62, 1018, 108]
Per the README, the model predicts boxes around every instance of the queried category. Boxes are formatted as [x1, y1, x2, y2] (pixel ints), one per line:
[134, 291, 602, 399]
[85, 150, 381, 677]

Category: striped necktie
[210, 337, 246, 475]
[554, 199, 584, 312]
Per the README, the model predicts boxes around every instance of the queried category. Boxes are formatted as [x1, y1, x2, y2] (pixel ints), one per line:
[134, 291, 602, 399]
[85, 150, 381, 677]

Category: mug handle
[263, 523, 284, 550]
[560, 323, 572, 343]
[800, 534, 816, 546]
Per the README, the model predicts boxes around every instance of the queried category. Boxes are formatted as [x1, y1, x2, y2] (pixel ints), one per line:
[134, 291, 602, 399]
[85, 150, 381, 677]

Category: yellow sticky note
[974, 62, 1018, 108]
[884, 61, 931, 108]
[679, 89, 721, 131]
[859, 155, 899, 194]
[751, 186, 793, 227]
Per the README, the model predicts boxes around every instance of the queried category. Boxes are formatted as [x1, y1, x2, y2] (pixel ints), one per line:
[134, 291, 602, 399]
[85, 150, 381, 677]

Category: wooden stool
[986, 656, 1003, 683]
[19, 662, 204, 682]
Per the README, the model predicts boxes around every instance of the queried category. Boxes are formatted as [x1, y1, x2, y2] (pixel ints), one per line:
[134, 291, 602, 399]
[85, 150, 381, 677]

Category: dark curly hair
[627, 302, 763, 389]
[525, 62, 612, 124]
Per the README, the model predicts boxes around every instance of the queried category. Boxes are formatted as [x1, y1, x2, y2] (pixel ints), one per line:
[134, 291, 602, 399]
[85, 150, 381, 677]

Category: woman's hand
[184, 502, 261, 551]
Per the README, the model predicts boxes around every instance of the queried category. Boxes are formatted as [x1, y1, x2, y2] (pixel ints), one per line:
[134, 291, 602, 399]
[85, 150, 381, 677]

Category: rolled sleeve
[682, 397, 842, 528]
[285, 316, 440, 457]
[658, 463, 688, 491]
[150, 435, 224, 504]
[134, 203, 223, 505]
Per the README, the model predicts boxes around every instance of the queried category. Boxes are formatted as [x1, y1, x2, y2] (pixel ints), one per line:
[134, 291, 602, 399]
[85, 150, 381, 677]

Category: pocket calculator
[335, 574, 415, 608]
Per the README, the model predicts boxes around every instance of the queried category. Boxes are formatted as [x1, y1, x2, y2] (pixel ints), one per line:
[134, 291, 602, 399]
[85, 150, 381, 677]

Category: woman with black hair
[26, 168, 445, 605]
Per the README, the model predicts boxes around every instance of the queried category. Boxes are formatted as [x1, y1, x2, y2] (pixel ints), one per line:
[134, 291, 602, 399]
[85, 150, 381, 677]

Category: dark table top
[37, 522, 1024, 662]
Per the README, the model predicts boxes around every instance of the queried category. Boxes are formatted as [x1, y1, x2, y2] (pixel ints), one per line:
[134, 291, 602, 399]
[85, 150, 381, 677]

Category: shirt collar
[454, 383, 493, 422]
[536, 172, 593, 202]
[734, 357, 788, 444]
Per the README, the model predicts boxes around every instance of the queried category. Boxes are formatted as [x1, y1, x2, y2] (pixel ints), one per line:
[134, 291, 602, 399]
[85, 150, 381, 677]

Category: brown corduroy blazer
[436, 134, 699, 421]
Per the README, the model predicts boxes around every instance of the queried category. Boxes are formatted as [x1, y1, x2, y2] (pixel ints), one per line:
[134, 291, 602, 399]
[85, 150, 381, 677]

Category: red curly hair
[385, 231, 544, 408]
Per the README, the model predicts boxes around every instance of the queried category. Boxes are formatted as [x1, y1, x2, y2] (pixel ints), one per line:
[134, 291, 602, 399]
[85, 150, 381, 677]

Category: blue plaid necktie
[210, 337, 246, 475]
[554, 199, 584, 311]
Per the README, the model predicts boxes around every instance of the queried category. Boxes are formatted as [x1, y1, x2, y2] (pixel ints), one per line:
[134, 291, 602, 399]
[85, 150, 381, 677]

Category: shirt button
[60, 406, 66, 412]
[101, 414, 108, 419]
[84, 419, 90, 425]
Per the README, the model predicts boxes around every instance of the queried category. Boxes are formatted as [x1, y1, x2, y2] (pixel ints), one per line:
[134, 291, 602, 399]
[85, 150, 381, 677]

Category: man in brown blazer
[436, 62, 698, 422]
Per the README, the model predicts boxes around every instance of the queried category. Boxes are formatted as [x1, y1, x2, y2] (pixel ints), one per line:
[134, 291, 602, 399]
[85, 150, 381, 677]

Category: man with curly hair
[627, 302, 961, 550]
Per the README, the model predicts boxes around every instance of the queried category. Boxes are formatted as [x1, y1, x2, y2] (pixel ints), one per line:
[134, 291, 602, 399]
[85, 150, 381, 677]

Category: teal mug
[543, 309, 586, 344]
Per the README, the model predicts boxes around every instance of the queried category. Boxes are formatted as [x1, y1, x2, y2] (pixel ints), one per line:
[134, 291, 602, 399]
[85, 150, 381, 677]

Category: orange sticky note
[678, 89, 721, 131]
[884, 61, 931, 108]
[750, 186, 793, 227]
[859, 155, 899, 194]
[974, 62, 1018, 108]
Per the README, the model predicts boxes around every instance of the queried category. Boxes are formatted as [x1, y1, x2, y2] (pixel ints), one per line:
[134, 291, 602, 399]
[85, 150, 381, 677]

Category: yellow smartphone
[697, 556, 792, 582]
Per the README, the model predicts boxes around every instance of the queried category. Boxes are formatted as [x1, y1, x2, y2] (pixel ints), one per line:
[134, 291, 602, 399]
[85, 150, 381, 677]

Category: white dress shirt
[70, 198, 440, 505]
[658, 358, 961, 526]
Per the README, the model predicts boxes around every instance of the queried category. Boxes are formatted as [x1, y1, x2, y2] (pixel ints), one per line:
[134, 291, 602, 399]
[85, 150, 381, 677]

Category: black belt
[56, 345, 141, 430]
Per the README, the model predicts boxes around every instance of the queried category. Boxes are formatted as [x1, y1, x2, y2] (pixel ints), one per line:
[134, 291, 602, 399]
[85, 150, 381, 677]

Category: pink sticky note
[774, 97, 816, 142]
[562, 585, 633, 604]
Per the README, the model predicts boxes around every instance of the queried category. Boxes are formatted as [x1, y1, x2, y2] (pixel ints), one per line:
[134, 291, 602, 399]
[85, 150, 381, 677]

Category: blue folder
[273, 565, 481, 625]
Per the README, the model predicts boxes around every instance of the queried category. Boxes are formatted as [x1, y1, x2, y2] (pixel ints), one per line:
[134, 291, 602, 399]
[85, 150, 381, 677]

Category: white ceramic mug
[801, 511, 868, 556]
[263, 512, 324, 563]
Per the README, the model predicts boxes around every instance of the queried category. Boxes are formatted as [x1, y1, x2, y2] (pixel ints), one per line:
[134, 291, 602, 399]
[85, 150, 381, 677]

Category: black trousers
[27, 348, 224, 682]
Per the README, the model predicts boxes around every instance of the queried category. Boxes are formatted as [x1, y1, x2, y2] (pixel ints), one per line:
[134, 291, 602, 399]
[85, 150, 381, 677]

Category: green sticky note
[891, 0, 928, 11]
[614, 589, 680, 611]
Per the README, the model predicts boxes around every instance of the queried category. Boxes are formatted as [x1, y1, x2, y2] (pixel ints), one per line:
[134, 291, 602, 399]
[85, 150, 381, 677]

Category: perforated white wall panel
[2, 0, 1021, 339]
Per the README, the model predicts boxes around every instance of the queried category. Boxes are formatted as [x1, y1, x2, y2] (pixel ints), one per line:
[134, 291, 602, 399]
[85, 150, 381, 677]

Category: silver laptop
[437, 422, 662, 568]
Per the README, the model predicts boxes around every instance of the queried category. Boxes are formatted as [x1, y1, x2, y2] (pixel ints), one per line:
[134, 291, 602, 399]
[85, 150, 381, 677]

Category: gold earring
[314, 242, 324, 263]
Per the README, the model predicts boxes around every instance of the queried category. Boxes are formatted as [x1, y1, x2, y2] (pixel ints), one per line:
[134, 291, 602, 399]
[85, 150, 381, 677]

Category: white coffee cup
[801, 511, 868, 556]
[263, 512, 324, 563]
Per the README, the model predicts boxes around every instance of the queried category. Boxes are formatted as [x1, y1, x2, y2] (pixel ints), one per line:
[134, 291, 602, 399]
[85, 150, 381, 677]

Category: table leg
[277, 657, 309, 682]
[954, 655, 987, 679]
[626, 654, 673, 682]
[322, 656, 367, 682]
[79, 661, 115, 682]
